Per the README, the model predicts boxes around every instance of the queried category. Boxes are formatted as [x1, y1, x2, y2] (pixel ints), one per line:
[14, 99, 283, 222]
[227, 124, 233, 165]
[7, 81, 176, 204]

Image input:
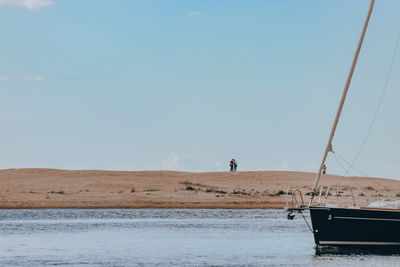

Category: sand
[1, 168, 400, 209]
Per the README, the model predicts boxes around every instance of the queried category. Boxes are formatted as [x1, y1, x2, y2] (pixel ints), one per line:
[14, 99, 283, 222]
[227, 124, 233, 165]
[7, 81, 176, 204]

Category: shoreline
[1, 169, 399, 209]
[0, 203, 285, 210]
[0, 205, 284, 209]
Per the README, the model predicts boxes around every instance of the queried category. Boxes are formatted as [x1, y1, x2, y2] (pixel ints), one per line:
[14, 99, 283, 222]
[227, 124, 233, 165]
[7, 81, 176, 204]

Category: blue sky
[0, 0, 400, 179]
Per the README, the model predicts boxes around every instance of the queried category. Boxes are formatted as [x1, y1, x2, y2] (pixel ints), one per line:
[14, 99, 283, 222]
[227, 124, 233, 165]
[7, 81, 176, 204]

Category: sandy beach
[1, 168, 400, 209]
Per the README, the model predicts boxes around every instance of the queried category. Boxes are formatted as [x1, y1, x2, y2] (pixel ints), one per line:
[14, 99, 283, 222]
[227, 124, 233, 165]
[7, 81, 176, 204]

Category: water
[0, 209, 399, 266]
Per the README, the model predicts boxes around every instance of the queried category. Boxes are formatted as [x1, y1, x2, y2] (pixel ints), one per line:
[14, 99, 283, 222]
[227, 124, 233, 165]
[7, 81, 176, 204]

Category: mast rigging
[311, 0, 375, 199]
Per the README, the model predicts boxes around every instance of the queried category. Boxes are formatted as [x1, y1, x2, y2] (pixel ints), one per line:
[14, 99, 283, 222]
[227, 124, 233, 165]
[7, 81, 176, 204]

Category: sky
[0, 0, 400, 179]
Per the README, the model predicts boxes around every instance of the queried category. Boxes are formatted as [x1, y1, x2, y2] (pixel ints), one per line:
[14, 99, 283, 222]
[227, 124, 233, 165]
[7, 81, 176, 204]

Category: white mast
[310, 0, 375, 198]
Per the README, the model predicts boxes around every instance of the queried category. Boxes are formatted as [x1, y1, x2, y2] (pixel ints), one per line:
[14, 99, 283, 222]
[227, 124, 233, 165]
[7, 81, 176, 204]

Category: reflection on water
[0, 209, 398, 266]
[315, 245, 400, 256]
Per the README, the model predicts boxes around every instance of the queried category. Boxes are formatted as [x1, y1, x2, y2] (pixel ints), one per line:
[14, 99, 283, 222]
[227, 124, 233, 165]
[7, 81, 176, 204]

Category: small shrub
[396, 193, 400, 197]
[365, 186, 375, 191]
[186, 186, 195, 191]
[49, 190, 64, 194]
[130, 187, 135, 193]
[268, 190, 285, 197]
[181, 181, 205, 187]
[206, 188, 214, 193]
[215, 190, 227, 194]
[304, 191, 331, 196]
[230, 189, 251, 196]
[145, 188, 159, 192]
[358, 192, 365, 197]
[276, 190, 285, 196]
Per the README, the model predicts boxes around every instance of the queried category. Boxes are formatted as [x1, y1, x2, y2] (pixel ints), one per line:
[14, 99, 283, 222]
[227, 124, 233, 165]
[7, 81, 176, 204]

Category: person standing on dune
[233, 159, 238, 172]
[229, 159, 234, 172]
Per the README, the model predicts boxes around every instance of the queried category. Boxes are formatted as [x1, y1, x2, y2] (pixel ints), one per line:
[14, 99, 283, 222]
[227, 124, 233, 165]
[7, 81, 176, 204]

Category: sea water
[0, 209, 399, 266]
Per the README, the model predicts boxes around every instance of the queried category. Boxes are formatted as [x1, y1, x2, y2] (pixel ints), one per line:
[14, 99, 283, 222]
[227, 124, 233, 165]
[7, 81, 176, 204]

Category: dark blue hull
[309, 206, 400, 246]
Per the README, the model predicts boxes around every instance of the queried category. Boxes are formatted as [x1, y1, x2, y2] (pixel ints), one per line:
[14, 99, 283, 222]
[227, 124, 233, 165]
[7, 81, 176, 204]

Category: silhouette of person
[322, 164, 327, 174]
[233, 159, 238, 172]
[229, 159, 234, 172]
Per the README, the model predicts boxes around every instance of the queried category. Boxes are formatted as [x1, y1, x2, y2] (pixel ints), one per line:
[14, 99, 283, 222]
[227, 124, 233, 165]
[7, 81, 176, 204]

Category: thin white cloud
[381, 163, 400, 170]
[161, 152, 182, 170]
[187, 11, 200, 17]
[269, 160, 291, 171]
[26, 75, 44, 81]
[214, 161, 223, 171]
[0, 0, 55, 10]
[15, 75, 44, 81]
[300, 163, 318, 173]
[0, 75, 8, 81]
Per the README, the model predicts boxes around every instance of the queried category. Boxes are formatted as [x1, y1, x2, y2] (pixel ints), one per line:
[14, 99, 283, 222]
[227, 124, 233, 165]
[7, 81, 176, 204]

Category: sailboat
[286, 0, 400, 248]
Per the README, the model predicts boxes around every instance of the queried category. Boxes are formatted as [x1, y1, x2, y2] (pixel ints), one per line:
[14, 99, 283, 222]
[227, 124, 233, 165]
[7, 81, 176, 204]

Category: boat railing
[285, 190, 311, 227]
[285, 189, 306, 211]
[317, 185, 328, 205]
[286, 184, 360, 210]
[314, 184, 357, 207]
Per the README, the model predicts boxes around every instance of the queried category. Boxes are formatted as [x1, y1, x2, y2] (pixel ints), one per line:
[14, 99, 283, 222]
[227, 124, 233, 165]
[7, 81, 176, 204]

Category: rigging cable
[332, 151, 400, 205]
[345, 28, 400, 174]
[334, 152, 368, 177]
[330, 28, 400, 200]
[332, 152, 370, 195]
[334, 152, 390, 192]
[300, 211, 313, 233]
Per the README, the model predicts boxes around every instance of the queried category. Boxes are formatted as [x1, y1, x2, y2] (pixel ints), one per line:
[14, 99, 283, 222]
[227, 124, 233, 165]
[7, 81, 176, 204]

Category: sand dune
[1, 169, 400, 209]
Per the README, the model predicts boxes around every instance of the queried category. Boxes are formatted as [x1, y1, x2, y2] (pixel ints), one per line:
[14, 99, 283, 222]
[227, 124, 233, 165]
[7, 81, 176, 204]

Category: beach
[1, 169, 399, 209]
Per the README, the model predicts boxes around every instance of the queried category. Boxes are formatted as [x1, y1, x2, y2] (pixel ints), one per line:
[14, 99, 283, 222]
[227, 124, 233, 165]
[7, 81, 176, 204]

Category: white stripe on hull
[335, 216, 400, 222]
[319, 241, 400, 246]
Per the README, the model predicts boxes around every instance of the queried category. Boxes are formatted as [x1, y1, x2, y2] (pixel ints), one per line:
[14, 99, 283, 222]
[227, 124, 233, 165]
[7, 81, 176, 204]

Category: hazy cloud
[0, 75, 44, 81]
[161, 152, 182, 170]
[269, 160, 291, 171]
[17, 75, 44, 81]
[214, 161, 223, 171]
[0, 0, 55, 10]
[300, 163, 318, 173]
[187, 11, 200, 16]
[26, 75, 44, 81]
[381, 163, 400, 170]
